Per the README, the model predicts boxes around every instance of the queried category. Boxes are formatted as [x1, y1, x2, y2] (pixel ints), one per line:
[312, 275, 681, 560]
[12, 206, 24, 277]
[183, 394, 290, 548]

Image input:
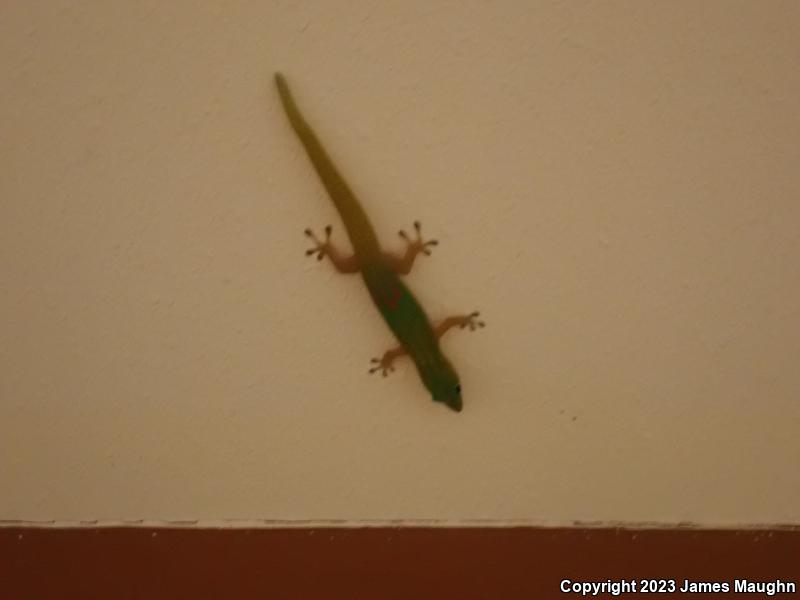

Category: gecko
[274, 72, 484, 412]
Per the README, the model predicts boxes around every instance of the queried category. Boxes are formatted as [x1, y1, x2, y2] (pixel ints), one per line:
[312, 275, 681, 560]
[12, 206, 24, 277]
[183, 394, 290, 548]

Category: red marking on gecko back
[377, 284, 402, 311]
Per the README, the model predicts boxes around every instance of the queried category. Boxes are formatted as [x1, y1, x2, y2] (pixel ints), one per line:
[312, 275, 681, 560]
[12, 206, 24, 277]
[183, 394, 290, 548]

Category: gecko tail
[274, 72, 309, 133]
[274, 71, 381, 256]
[274, 72, 289, 96]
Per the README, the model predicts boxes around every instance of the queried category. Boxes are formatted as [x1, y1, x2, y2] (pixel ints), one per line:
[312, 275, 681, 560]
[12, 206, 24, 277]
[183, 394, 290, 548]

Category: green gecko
[275, 72, 484, 412]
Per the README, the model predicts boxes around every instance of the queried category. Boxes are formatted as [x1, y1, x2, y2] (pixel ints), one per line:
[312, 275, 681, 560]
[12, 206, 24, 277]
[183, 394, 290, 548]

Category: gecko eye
[455, 384, 462, 394]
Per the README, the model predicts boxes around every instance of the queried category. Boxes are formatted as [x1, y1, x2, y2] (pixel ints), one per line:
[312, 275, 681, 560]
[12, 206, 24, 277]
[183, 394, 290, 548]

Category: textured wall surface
[2, 1, 798, 524]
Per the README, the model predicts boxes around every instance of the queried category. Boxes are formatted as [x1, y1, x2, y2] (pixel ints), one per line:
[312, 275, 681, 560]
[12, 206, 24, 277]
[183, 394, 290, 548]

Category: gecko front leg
[369, 312, 484, 377]
[382, 221, 438, 275]
[305, 225, 360, 273]
[369, 346, 406, 377]
[435, 311, 485, 338]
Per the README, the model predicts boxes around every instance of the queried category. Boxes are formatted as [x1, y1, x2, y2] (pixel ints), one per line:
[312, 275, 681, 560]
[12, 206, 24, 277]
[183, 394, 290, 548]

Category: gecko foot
[398, 221, 438, 257]
[304, 225, 333, 261]
[459, 311, 486, 331]
[368, 354, 396, 378]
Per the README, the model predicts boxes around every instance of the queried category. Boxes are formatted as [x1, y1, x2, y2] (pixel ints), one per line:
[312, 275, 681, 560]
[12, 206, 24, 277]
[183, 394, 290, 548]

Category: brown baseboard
[2, 526, 798, 599]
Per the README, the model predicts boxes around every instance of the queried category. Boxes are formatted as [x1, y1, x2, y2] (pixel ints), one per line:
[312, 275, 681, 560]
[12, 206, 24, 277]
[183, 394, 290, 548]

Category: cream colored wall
[2, 1, 798, 525]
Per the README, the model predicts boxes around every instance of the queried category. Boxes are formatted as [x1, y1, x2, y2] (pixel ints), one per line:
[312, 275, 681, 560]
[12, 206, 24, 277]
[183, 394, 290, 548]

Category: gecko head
[437, 382, 463, 413]
[424, 361, 463, 413]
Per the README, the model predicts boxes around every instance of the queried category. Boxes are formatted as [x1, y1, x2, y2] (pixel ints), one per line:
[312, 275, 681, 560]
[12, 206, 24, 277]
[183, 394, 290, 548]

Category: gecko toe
[304, 226, 332, 260]
[398, 221, 438, 258]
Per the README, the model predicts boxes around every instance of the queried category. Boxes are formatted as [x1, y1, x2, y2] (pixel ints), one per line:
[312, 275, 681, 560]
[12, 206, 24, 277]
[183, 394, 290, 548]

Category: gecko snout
[438, 384, 463, 412]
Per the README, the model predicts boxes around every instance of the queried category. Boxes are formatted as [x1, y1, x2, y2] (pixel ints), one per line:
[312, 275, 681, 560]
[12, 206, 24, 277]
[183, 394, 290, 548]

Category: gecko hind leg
[304, 225, 360, 273]
[383, 221, 438, 275]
